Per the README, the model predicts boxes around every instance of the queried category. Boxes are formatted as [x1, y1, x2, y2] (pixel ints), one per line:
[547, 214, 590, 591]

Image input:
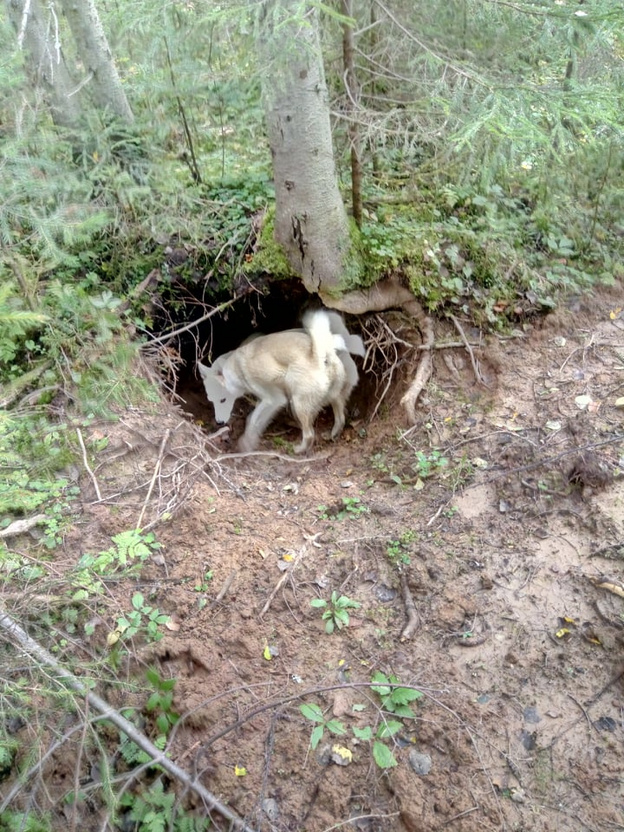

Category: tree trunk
[257, 0, 354, 295]
[341, 0, 362, 227]
[59, 0, 133, 123]
[5, 0, 82, 129]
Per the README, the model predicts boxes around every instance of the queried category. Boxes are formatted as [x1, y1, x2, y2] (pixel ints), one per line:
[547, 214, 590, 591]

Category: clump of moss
[244, 208, 294, 280]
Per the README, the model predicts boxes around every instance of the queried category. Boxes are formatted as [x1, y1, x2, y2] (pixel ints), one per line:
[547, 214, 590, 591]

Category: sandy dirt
[4, 286, 624, 832]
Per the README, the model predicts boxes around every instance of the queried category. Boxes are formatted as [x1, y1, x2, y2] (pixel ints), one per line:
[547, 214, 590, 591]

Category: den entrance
[168, 280, 376, 453]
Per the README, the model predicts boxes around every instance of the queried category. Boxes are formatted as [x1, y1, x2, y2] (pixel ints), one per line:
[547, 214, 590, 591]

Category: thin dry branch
[136, 427, 175, 529]
[259, 541, 309, 617]
[76, 428, 102, 501]
[142, 298, 237, 346]
[0, 609, 257, 832]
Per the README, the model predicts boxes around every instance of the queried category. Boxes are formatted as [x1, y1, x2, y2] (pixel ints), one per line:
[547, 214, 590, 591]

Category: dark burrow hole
[169, 278, 377, 451]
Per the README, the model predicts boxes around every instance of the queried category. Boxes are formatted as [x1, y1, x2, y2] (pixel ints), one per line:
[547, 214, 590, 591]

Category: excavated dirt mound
[6, 285, 624, 832]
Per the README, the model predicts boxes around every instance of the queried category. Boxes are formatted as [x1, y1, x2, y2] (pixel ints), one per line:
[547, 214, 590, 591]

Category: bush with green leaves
[310, 591, 361, 634]
[0, 413, 80, 552]
[300, 673, 423, 769]
[115, 592, 170, 644]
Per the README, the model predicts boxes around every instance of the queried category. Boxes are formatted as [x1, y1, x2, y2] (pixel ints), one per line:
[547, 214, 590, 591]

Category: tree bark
[5, 0, 83, 128]
[59, 0, 133, 123]
[341, 0, 362, 227]
[257, 0, 353, 295]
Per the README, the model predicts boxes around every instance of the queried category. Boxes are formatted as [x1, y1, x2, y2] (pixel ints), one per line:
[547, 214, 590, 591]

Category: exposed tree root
[0, 609, 257, 832]
[321, 277, 434, 423]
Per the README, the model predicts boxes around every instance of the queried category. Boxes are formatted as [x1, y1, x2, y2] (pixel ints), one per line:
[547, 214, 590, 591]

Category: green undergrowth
[355, 176, 621, 325]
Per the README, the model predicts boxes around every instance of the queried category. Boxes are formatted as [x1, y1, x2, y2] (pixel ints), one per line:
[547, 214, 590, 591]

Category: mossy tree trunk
[256, 0, 354, 295]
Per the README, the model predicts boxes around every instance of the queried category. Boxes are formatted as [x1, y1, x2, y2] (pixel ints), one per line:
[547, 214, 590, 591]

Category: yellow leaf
[609, 307, 622, 320]
[282, 553, 294, 562]
[332, 744, 353, 762]
[234, 765, 247, 776]
[338, 659, 346, 667]
[263, 644, 272, 661]
[107, 630, 121, 647]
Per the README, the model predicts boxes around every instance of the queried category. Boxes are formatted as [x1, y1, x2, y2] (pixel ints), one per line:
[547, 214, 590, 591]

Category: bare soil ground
[4, 286, 624, 832]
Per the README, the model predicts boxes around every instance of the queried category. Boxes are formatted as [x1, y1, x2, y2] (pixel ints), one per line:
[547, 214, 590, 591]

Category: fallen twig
[0, 608, 257, 832]
[400, 573, 418, 641]
[418, 339, 482, 350]
[142, 299, 237, 346]
[211, 569, 237, 608]
[213, 450, 330, 463]
[76, 428, 102, 501]
[260, 541, 309, 617]
[136, 427, 176, 529]
[0, 514, 47, 539]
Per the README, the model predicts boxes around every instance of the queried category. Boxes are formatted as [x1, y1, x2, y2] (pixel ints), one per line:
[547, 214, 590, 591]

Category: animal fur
[198, 310, 364, 454]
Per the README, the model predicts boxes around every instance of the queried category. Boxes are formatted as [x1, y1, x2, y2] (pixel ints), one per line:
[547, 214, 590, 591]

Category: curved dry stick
[0, 609, 257, 832]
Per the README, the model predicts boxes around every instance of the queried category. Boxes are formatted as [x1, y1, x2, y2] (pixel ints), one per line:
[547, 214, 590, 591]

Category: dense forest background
[1, 2, 623, 830]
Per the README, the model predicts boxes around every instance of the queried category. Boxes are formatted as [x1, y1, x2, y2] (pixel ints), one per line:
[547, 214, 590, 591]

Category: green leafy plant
[371, 671, 423, 717]
[0, 281, 48, 371]
[193, 571, 213, 592]
[317, 496, 368, 521]
[352, 718, 403, 769]
[72, 529, 162, 598]
[145, 667, 179, 737]
[116, 592, 170, 643]
[299, 702, 347, 749]
[0, 811, 52, 832]
[413, 450, 449, 479]
[310, 591, 361, 634]
[0, 413, 80, 551]
[386, 530, 416, 566]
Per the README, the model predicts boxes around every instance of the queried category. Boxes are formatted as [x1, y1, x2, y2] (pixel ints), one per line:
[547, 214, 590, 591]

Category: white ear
[344, 333, 365, 357]
[339, 351, 359, 387]
[198, 362, 237, 423]
[325, 311, 365, 356]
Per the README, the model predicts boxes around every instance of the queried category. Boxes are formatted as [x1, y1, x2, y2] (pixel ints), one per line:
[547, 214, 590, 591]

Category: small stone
[330, 744, 353, 766]
[316, 744, 332, 765]
[523, 706, 541, 724]
[262, 798, 279, 821]
[408, 750, 432, 775]
[373, 583, 397, 602]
